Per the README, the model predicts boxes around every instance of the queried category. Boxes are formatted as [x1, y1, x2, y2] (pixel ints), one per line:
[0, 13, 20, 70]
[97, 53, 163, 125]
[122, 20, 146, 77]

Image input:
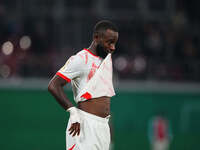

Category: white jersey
[56, 48, 115, 103]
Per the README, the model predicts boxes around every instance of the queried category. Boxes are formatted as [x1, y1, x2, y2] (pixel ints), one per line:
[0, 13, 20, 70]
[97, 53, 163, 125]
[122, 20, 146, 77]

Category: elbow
[48, 76, 64, 94]
[48, 81, 55, 93]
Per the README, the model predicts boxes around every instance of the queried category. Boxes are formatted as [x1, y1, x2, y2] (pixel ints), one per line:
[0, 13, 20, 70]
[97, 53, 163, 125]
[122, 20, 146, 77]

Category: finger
[68, 124, 74, 132]
[77, 124, 80, 136]
[69, 124, 76, 135]
[74, 123, 80, 136]
[68, 122, 77, 131]
[70, 129, 75, 135]
[72, 124, 78, 136]
[70, 127, 75, 135]
[72, 123, 80, 136]
[75, 123, 80, 136]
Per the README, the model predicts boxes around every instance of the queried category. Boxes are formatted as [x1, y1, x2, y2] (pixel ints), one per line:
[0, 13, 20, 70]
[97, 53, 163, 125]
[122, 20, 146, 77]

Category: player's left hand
[68, 122, 80, 136]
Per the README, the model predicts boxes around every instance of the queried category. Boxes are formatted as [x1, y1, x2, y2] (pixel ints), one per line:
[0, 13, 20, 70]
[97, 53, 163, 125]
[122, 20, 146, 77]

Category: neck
[88, 41, 97, 55]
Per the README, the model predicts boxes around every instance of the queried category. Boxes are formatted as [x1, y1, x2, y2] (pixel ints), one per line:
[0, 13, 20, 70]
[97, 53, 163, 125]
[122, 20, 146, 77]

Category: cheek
[103, 42, 109, 48]
[104, 44, 110, 51]
[100, 40, 109, 50]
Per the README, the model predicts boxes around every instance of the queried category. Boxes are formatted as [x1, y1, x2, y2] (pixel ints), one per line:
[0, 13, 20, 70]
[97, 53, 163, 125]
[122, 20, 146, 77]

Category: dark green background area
[0, 89, 200, 150]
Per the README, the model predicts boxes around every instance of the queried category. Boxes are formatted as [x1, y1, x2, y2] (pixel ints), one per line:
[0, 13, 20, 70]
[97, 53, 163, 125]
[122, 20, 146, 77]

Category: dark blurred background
[0, 1, 200, 150]
[0, 0, 200, 82]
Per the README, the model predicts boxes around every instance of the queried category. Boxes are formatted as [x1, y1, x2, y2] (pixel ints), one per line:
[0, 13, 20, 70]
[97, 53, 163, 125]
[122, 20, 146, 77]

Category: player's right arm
[48, 54, 83, 109]
[48, 54, 84, 136]
[48, 76, 80, 136]
[48, 75, 73, 110]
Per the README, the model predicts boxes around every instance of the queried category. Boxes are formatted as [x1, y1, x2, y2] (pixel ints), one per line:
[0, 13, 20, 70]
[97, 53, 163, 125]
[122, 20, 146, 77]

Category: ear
[93, 32, 100, 42]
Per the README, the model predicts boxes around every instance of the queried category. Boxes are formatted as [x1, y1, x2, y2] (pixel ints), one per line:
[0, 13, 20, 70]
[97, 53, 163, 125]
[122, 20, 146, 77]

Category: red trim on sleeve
[84, 48, 99, 58]
[81, 92, 92, 100]
[56, 72, 71, 82]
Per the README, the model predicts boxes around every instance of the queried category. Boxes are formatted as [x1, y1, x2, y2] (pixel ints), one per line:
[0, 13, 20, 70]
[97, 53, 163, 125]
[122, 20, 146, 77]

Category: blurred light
[2, 41, 14, 55]
[114, 56, 128, 71]
[132, 56, 146, 73]
[0, 64, 11, 78]
[19, 36, 31, 50]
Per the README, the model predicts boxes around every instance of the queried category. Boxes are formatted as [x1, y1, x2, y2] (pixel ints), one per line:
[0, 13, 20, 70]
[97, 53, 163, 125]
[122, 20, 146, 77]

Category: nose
[110, 44, 115, 52]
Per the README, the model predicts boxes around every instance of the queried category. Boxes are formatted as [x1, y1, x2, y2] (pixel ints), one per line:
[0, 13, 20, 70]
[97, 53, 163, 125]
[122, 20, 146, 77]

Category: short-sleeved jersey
[56, 48, 103, 103]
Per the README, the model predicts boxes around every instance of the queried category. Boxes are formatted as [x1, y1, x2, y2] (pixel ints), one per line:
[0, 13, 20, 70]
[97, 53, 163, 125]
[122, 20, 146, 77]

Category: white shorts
[66, 109, 111, 150]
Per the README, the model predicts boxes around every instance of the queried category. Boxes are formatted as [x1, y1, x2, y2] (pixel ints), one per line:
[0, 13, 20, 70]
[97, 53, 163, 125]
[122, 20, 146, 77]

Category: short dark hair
[93, 20, 118, 35]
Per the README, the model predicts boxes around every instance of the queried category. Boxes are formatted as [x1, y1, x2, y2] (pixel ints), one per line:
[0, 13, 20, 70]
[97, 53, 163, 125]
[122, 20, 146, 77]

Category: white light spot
[19, 36, 31, 50]
[114, 56, 128, 71]
[2, 41, 14, 55]
[132, 56, 146, 73]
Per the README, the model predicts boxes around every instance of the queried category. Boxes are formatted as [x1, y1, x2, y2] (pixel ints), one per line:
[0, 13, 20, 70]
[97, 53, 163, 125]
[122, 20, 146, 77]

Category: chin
[108, 50, 114, 54]
[96, 46, 108, 58]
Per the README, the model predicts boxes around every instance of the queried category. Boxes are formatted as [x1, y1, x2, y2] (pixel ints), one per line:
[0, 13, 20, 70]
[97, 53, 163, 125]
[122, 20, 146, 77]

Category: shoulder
[75, 49, 90, 64]
[62, 49, 90, 68]
[68, 49, 86, 63]
[68, 48, 99, 65]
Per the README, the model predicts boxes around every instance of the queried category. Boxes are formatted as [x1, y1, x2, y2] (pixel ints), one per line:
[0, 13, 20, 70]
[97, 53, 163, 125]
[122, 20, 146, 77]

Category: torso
[58, 49, 115, 117]
[73, 49, 110, 118]
[78, 97, 110, 118]
[59, 48, 113, 118]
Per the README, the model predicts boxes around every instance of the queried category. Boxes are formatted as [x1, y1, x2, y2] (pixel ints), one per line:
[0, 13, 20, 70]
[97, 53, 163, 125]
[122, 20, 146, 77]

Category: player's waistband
[77, 109, 110, 123]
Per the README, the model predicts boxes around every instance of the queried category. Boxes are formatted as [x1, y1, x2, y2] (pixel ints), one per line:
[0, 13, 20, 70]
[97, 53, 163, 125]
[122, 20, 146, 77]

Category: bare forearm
[49, 86, 73, 110]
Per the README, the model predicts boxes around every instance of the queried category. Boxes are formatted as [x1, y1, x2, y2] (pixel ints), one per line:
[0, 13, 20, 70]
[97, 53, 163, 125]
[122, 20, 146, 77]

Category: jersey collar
[84, 48, 100, 58]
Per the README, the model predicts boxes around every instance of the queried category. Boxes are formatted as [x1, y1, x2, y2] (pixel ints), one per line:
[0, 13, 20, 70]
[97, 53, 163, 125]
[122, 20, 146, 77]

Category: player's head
[93, 20, 119, 58]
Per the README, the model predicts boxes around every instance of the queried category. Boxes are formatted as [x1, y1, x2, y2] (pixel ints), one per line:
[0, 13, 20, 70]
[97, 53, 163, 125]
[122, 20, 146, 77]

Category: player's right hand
[68, 122, 80, 136]
[67, 107, 81, 136]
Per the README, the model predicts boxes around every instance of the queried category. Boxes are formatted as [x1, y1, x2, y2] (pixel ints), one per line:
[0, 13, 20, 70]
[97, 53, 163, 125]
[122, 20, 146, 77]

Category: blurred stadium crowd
[0, 0, 200, 82]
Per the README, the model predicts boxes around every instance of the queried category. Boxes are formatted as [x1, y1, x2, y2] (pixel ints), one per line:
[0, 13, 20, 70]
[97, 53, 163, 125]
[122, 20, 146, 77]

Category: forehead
[102, 29, 119, 40]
